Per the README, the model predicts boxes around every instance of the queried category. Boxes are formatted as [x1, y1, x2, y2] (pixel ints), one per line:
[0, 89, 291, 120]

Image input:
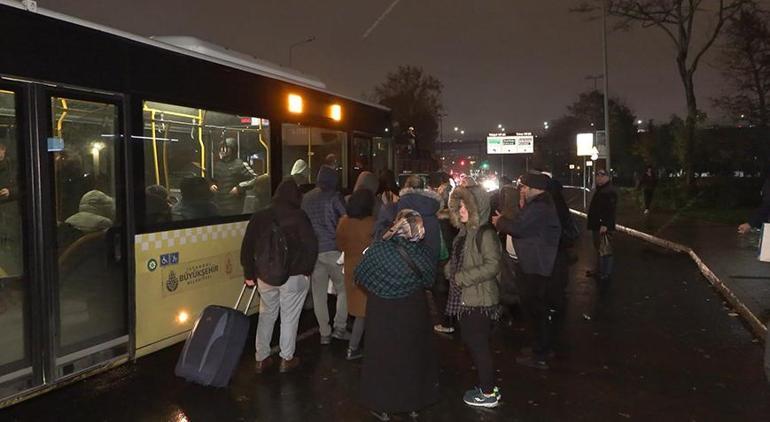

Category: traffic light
[460, 160, 466, 166]
[481, 161, 489, 169]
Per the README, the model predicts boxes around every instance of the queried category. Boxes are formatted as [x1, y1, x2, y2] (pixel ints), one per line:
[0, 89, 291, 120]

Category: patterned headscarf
[382, 209, 425, 242]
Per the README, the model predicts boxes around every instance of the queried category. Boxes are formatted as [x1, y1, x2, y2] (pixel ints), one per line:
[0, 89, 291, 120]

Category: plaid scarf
[444, 234, 465, 316]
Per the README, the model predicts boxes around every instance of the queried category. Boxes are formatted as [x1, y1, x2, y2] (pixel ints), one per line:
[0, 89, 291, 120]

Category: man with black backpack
[241, 179, 318, 374]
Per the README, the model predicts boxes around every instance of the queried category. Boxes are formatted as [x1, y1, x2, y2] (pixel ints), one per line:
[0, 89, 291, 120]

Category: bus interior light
[288, 94, 303, 114]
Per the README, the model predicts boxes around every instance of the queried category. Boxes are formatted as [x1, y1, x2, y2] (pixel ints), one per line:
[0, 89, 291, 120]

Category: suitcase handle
[234, 284, 257, 315]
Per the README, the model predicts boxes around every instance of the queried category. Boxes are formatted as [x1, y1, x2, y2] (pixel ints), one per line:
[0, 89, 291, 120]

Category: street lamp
[288, 35, 316, 67]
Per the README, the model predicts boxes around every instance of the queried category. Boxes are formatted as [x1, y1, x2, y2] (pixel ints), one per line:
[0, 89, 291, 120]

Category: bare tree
[713, 1, 770, 127]
[575, 0, 747, 182]
[372, 66, 444, 155]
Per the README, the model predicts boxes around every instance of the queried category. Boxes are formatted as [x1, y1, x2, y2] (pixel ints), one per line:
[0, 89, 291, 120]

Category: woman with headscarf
[355, 209, 439, 420]
[336, 189, 376, 360]
[447, 181, 502, 408]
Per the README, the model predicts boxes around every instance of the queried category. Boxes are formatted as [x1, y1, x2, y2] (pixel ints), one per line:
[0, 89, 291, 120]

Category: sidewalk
[3, 234, 769, 420]
[564, 187, 770, 337]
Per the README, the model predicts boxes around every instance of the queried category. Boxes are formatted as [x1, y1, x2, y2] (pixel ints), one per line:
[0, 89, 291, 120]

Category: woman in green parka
[447, 180, 502, 408]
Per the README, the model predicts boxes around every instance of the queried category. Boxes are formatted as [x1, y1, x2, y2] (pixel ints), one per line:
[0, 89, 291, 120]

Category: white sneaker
[433, 324, 455, 334]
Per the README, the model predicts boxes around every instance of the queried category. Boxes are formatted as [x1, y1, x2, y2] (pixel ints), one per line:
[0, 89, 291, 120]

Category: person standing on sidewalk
[493, 173, 561, 370]
[448, 182, 503, 408]
[241, 179, 318, 374]
[355, 209, 439, 420]
[336, 189, 376, 360]
[301, 166, 349, 344]
[738, 171, 770, 234]
[586, 169, 617, 282]
[433, 172, 460, 333]
[638, 165, 657, 215]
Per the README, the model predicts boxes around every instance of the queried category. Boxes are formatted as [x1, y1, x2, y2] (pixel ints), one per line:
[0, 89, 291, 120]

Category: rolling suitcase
[175, 285, 257, 387]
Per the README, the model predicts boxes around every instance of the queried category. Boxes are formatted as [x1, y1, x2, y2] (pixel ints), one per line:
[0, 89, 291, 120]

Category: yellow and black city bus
[0, 1, 392, 407]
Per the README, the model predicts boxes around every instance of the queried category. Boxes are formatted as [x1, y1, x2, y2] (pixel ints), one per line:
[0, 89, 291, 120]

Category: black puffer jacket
[0, 157, 17, 203]
[240, 179, 318, 280]
[587, 182, 617, 231]
[213, 157, 258, 215]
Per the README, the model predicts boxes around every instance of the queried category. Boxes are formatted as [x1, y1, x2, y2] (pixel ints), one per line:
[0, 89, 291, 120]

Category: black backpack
[253, 211, 290, 286]
[476, 223, 495, 252]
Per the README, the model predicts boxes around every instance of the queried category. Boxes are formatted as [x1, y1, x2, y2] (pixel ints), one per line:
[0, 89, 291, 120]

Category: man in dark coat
[586, 169, 617, 281]
[241, 179, 318, 373]
[211, 138, 258, 215]
[301, 166, 348, 344]
[738, 170, 770, 234]
[493, 172, 561, 369]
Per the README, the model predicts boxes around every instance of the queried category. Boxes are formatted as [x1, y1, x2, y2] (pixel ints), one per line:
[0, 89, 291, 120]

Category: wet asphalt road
[2, 232, 769, 421]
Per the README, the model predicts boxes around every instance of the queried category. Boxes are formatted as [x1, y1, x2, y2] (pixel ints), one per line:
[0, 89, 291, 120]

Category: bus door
[0, 83, 130, 403]
[41, 89, 129, 381]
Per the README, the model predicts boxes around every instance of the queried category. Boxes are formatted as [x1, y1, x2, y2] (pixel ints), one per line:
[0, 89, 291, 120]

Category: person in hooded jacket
[241, 179, 318, 374]
[446, 181, 502, 408]
[210, 138, 258, 215]
[375, 175, 441, 263]
[172, 176, 219, 221]
[493, 172, 561, 370]
[336, 189, 376, 360]
[301, 166, 349, 344]
[355, 209, 439, 420]
[347, 171, 381, 220]
[58, 189, 115, 249]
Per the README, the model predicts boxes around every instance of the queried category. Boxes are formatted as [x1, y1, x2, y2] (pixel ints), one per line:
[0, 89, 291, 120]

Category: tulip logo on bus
[166, 271, 179, 293]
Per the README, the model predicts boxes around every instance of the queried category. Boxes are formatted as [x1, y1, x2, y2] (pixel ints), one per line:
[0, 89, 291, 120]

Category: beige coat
[336, 216, 375, 317]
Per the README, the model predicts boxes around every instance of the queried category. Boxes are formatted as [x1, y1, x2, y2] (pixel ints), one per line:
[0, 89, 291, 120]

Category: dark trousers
[433, 259, 456, 328]
[643, 188, 654, 210]
[519, 271, 562, 358]
[459, 310, 494, 392]
[591, 230, 615, 279]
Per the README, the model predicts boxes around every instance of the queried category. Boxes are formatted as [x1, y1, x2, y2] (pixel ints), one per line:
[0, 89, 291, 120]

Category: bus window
[372, 137, 392, 177]
[282, 124, 347, 189]
[142, 102, 270, 222]
[351, 136, 371, 185]
[0, 91, 22, 279]
[0, 89, 28, 389]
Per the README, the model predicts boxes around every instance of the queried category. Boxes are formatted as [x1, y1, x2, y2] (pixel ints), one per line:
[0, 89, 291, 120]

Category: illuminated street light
[460, 130, 465, 135]
[454, 127, 459, 132]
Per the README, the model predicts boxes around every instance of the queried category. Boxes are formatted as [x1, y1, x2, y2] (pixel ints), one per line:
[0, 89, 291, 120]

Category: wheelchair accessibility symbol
[147, 258, 158, 272]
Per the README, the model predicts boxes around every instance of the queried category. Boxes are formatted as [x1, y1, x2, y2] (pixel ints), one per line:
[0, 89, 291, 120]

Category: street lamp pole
[602, 0, 612, 172]
[288, 36, 316, 67]
[438, 113, 447, 168]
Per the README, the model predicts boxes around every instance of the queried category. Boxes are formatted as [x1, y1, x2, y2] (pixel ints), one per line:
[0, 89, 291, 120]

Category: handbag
[438, 231, 449, 261]
[396, 243, 424, 280]
[599, 232, 613, 257]
[760, 223, 770, 262]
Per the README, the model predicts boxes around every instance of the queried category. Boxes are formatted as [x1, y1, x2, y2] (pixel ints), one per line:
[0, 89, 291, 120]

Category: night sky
[37, 0, 770, 137]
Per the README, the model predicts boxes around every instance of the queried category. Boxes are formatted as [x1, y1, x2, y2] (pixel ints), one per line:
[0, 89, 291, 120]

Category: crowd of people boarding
[240, 162, 618, 420]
